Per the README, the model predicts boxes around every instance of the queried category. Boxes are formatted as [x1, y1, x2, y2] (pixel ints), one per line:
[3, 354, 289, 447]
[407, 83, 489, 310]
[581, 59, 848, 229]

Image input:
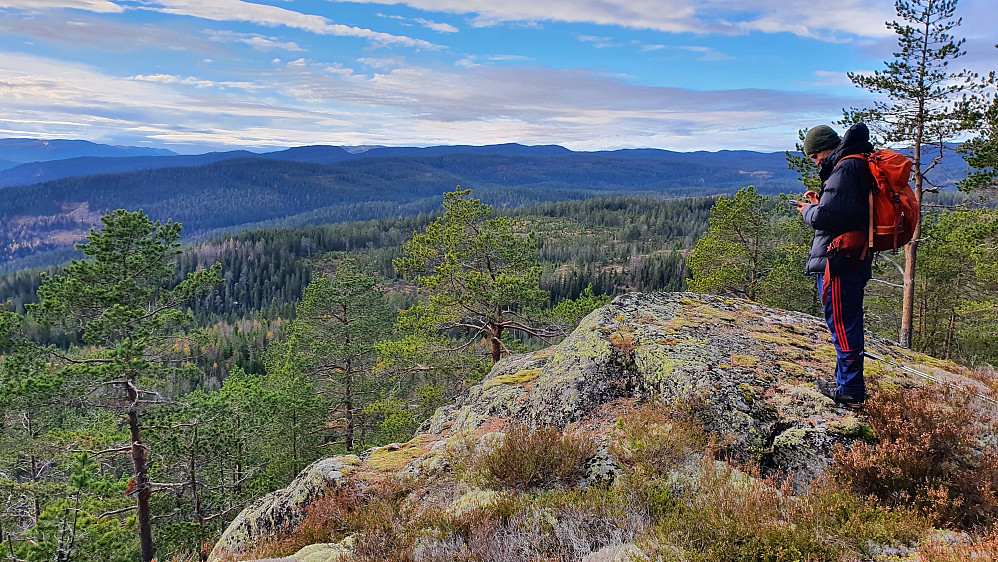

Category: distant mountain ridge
[0, 143, 575, 187]
[0, 138, 176, 167]
[0, 142, 800, 191]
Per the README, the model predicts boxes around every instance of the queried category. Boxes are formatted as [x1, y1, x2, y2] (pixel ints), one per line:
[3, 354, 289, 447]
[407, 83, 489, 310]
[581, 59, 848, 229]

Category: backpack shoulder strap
[833, 154, 876, 250]
[835, 153, 869, 168]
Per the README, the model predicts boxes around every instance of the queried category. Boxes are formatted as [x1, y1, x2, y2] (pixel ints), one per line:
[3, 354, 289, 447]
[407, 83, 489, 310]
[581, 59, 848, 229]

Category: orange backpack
[822, 150, 918, 303]
[840, 149, 919, 254]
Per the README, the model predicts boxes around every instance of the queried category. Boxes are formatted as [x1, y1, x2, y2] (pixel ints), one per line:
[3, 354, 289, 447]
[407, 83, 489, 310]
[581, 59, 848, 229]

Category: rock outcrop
[211, 292, 986, 560]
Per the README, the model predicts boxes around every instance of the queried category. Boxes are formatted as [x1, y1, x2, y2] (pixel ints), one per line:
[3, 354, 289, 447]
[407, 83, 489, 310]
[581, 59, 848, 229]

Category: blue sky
[1, 0, 995, 153]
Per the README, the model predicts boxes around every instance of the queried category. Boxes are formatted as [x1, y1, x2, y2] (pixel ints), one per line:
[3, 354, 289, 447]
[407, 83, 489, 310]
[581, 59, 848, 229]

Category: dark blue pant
[817, 261, 871, 401]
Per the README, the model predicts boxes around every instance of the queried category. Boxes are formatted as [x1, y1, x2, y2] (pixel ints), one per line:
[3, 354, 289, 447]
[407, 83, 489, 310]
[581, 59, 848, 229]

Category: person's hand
[804, 190, 819, 204]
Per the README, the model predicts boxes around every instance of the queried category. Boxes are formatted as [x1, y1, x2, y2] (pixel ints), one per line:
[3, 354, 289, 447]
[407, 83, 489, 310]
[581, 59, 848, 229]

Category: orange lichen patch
[476, 417, 511, 434]
[569, 398, 640, 436]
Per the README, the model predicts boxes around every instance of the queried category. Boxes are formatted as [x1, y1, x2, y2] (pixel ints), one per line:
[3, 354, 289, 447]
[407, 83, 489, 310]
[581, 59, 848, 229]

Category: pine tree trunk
[489, 322, 503, 364]
[126, 382, 155, 562]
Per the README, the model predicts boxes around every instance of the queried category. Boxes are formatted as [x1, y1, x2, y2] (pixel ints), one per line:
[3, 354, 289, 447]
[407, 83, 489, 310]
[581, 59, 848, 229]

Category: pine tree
[394, 188, 556, 363]
[843, 0, 991, 347]
[31, 210, 221, 562]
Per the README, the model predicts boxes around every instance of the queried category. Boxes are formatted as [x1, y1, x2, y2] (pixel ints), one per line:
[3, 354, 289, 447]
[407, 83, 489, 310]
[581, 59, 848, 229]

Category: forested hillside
[1, 196, 710, 377]
[0, 145, 803, 269]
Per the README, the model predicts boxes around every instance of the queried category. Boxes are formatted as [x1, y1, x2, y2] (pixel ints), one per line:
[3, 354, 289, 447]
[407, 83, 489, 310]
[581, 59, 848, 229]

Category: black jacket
[803, 123, 874, 274]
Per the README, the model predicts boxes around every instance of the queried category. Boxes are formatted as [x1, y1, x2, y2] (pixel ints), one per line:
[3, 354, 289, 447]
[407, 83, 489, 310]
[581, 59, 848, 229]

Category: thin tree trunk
[901, 12, 930, 349]
[944, 308, 956, 359]
[489, 322, 503, 364]
[126, 380, 155, 562]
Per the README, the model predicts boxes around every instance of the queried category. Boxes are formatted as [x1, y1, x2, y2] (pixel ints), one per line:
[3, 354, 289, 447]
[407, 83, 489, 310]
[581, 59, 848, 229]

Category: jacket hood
[820, 123, 875, 180]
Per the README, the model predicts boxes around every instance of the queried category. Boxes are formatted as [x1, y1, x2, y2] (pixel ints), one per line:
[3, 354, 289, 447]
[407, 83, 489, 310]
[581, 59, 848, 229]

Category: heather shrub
[480, 425, 598, 490]
[831, 385, 998, 528]
[610, 403, 711, 473]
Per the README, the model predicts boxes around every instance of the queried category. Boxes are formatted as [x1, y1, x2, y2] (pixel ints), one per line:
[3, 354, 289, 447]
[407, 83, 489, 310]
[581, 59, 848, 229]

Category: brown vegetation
[832, 384, 998, 528]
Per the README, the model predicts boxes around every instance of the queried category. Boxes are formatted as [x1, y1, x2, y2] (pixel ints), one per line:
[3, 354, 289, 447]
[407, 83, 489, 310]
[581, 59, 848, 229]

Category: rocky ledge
[211, 291, 985, 561]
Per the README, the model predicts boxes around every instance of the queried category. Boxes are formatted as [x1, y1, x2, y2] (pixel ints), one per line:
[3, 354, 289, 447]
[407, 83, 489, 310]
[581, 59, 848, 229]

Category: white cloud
[129, 73, 265, 90]
[576, 34, 621, 48]
[0, 12, 218, 52]
[676, 45, 732, 61]
[414, 17, 458, 33]
[205, 29, 305, 52]
[138, 0, 442, 48]
[0, 0, 123, 13]
[377, 12, 459, 33]
[0, 49, 867, 152]
[809, 70, 854, 88]
[2, 0, 443, 49]
[325, 0, 896, 40]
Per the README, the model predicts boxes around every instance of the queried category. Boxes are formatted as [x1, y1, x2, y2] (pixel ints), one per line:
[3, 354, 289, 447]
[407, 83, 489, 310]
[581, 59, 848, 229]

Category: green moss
[827, 418, 875, 441]
[635, 347, 683, 385]
[777, 361, 807, 378]
[731, 355, 760, 368]
[817, 346, 837, 362]
[689, 304, 737, 322]
[483, 368, 543, 391]
[911, 353, 962, 373]
[368, 441, 428, 472]
[661, 317, 697, 333]
[530, 347, 555, 361]
[773, 427, 811, 449]
[779, 347, 807, 361]
[754, 333, 812, 349]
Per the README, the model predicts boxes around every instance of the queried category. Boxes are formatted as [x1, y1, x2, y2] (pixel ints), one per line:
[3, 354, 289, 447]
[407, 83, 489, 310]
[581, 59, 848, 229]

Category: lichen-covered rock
[215, 291, 984, 559]
[209, 456, 359, 561]
[424, 292, 920, 488]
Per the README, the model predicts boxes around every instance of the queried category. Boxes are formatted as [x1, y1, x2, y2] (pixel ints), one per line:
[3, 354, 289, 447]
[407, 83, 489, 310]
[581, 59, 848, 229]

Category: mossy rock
[827, 417, 875, 441]
[483, 368, 543, 391]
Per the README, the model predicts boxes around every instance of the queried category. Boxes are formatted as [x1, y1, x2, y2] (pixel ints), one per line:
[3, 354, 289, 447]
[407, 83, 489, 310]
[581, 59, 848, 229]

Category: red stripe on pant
[832, 277, 851, 352]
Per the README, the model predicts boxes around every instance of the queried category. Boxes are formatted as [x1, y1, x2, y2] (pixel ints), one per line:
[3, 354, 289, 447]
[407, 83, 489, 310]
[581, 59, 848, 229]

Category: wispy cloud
[1, 0, 443, 49]
[576, 34, 621, 48]
[0, 0, 123, 13]
[129, 73, 266, 91]
[323, 0, 896, 40]
[140, 0, 443, 48]
[377, 12, 459, 33]
[676, 45, 732, 61]
[808, 70, 854, 88]
[0, 12, 217, 52]
[205, 29, 305, 52]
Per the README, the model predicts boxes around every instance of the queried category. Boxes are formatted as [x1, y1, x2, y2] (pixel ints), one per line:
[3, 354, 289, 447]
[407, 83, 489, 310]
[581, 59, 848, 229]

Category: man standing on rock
[794, 124, 875, 410]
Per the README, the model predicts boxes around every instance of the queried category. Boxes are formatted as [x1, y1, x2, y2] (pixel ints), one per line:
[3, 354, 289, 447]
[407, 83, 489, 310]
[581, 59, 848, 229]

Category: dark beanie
[803, 125, 841, 156]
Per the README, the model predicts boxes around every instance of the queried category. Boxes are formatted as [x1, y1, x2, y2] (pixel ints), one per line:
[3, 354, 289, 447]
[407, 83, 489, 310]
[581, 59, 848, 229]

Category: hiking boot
[832, 391, 865, 410]
[815, 378, 865, 410]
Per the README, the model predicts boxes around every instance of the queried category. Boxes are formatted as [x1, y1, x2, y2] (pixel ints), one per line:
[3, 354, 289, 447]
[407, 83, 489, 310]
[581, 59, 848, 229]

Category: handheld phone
[789, 199, 801, 206]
